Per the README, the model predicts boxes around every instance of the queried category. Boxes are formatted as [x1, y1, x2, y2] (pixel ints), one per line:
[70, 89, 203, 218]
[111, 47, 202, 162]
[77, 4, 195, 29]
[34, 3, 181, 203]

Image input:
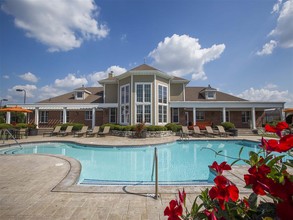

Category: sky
[0, 0, 292, 107]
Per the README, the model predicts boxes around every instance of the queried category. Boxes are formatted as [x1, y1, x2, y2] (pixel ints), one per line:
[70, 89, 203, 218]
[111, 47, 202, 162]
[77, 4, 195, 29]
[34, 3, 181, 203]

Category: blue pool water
[0, 140, 259, 184]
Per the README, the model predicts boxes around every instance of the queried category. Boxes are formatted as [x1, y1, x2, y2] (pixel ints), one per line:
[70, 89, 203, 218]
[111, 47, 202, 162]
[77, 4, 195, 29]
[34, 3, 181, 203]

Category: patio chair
[43, 126, 61, 137]
[216, 125, 232, 137]
[86, 126, 100, 137]
[180, 126, 189, 140]
[192, 126, 205, 137]
[74, 126, 88, 137]
[98, 126, 110, 137]
[205, 126, 219, 137]
[58, 126, 73, 136]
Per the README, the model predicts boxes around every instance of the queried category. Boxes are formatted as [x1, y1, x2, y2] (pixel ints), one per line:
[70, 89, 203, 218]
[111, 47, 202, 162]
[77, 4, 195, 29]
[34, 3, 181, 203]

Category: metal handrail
[151, 147, 159, 199]
[1, 129, 22, 148]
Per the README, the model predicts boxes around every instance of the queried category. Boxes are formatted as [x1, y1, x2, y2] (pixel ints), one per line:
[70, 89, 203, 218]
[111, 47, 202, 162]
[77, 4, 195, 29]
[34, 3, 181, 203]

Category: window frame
[135, 83, 152, 124]
[85, 111, 92, 120]
[172, 108, 179, 123]
[158, 84, 168, 124]
[120, 84, 130, 125]
[40, 111, 49, 124]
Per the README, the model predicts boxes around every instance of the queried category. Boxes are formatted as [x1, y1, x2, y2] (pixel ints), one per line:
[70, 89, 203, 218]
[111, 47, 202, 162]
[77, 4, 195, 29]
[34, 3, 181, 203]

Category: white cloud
[272, 0, 283, 13]
[1, 0, 109, 52]
[54, 74, 88, 88]
[264, 83, 278, 89]
[148, 34, 225, 80]
[238, 87, 293, 107]
[9, 84, 38, 99]
[2, 75, 9, 79]
[19, 72, 38, 83]
[38, 85, 68, 100]
[88, 65, 127, 86]
[269, 0, 293, 48]
[256, 40, 278, 56]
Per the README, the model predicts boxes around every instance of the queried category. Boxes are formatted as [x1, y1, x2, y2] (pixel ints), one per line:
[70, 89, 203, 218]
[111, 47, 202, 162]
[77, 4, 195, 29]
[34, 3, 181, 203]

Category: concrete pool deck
[0, 135, 261, 219]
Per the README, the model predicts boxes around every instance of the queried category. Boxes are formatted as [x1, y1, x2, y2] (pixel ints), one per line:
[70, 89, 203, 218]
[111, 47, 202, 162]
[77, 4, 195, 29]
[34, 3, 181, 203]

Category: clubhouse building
[6, 64, 285, 129]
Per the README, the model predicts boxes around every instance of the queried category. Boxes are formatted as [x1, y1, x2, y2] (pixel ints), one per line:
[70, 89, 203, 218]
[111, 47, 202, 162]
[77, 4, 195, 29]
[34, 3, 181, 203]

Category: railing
[1, 129, 22, 148]
[151, 147, 159, 199]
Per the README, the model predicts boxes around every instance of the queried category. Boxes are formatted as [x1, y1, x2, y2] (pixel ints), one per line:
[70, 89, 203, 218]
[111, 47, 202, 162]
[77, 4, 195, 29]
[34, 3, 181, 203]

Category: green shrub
[221, 122, 235, 130]
[0, 123, 13, 129]
[146, 125, 167, 131]
[14, 123, 28, 129]
[165, 123, 182, 132]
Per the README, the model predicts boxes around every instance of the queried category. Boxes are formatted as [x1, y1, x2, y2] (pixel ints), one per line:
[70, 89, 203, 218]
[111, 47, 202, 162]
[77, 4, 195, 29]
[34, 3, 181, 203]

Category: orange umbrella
[0, 106, 32, 113]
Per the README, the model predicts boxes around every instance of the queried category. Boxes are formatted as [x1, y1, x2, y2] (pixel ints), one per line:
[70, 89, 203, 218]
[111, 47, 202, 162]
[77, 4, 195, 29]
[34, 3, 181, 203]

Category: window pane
[137, 84, 143, 102]
[125, 85, 129, 103]
[137, 105, 143, 123]
[144, 84, 151, 102]
[121, 87, 125, 104]
[158, 85, 162, 103]
[163, 87, 167, 103]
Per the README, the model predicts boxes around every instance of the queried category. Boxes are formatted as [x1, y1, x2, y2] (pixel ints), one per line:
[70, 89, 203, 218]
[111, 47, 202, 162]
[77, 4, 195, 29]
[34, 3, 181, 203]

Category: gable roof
[185, 87, 247, 101]
[130, 64, 159, 71]
[38, 87, 104, 104]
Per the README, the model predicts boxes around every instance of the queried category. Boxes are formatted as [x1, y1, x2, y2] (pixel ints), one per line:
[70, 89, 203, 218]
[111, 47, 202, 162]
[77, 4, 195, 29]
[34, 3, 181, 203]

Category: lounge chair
[180, 126, 189, 140]
[192, 126, 205, 137]
[74, 126, 88, 137]
[98, 126, 110, 137]
[205, 126, 219, 137]
[43, 126, 61, 137]
[86, 126, 100, 137]
[58, 126, 73, 136]
[216, 125, 232, 137]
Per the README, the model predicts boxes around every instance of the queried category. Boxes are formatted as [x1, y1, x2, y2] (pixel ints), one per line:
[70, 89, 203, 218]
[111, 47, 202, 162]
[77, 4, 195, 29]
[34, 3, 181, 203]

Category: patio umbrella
[0, 106, 32, 113]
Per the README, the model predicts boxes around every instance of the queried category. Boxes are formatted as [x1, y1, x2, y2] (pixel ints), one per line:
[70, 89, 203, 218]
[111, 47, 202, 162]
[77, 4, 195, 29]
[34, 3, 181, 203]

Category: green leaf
[231, 159, 241, 166]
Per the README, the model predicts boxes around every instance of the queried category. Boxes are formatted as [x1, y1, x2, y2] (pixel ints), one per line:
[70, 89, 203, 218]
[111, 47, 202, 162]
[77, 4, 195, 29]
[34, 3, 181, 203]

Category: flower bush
[164, 121, 293, 220]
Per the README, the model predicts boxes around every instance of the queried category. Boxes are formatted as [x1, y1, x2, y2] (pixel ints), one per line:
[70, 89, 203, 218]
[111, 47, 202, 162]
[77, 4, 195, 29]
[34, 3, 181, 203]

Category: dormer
[74, 86, 92, 100]
[200, 85, 217, 100]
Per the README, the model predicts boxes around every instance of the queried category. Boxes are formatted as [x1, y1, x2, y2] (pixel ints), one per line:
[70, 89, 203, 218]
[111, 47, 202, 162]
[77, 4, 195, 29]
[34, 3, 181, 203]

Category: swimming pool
[0, 140, 259, 185]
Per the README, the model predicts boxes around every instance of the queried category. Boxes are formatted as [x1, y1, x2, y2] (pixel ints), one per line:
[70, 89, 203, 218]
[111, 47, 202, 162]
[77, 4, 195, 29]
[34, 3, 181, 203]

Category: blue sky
[0, 0, 292, 107]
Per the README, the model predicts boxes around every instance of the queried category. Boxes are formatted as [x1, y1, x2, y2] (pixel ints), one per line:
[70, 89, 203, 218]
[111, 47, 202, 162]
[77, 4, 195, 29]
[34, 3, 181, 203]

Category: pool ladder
[151, 147, 159, 199]
[1, 129, 22, 148]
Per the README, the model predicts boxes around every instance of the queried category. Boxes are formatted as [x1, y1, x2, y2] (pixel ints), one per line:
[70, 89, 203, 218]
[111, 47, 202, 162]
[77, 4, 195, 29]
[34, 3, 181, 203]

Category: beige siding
[105, 84, 118, 103]
[170, 83, 184, 101]
[133, 75, 153, 83]
[156, 76, 169, 84]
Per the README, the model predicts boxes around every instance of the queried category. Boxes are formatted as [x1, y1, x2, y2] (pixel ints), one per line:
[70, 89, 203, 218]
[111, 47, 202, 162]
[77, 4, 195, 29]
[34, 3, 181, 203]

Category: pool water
[1, 140, 259, 184]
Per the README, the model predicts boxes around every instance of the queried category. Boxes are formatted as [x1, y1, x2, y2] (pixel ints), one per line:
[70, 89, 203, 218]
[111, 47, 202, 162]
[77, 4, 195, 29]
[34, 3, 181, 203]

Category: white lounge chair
[86, 126, 100, 137]
[74, 126, 88, 137]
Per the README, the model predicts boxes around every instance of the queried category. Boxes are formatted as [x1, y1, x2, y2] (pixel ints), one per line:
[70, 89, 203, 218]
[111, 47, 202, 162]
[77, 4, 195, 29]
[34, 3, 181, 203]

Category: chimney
[108, 71, 114, 78]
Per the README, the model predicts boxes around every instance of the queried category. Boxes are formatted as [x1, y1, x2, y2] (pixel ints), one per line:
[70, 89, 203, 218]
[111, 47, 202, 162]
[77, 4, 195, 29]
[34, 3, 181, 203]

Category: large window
[85, 111, 92, 120]
[172, 108, 179, 123]
[120, 84, 130, 124]
[242, 111, 250, 123]
[40, 111, 48, 123]
[158, 85, 168, 123]
[109, 108, 117, 123]
[135, 83, 151, 123]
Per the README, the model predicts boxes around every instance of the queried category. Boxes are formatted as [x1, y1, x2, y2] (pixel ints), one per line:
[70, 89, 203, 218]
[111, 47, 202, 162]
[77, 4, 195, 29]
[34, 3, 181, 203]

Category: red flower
[209, 176, 239, 210]
[178, 189, 186, 205]
[164, 200, 183, 220]
[261, 135, 293, 153]
[203, 209, 218, 220]
[244, 164, 273, 195]
[210, 161, 231, 175]
[265, 122, 289, 137]
[276, 201, 293, 220]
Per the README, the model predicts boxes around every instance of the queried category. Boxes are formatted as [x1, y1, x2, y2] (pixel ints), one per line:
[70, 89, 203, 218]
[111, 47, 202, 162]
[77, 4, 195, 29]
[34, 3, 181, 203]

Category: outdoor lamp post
[0, 98, 8, 108]
[16, 89, 26, 104]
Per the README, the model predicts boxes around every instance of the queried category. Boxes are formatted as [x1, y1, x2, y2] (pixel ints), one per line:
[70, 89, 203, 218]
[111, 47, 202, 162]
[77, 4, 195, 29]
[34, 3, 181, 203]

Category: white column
[193, 107, 196, 125]
[222, 107, 226, 122]
[251, 107, 256, 129]
[35, 107, 39, 128]
[63, 107, 67, 124]
[92, 107, 96, 129]
[6, 112, 11, 124]
[154, 74, 157, 125]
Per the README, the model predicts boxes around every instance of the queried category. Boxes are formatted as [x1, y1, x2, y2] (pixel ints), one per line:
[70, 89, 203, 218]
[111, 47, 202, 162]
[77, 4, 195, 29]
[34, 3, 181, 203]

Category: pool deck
[0, 135, 262, 219]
